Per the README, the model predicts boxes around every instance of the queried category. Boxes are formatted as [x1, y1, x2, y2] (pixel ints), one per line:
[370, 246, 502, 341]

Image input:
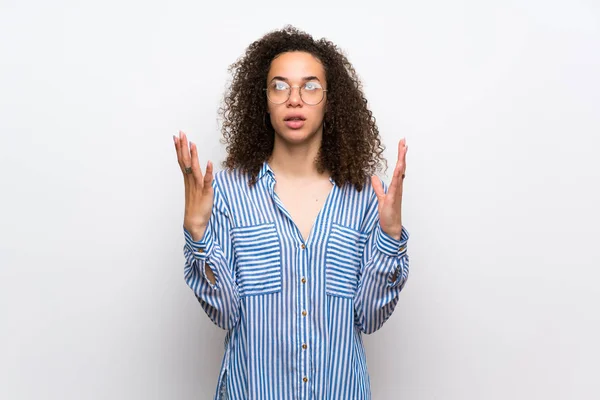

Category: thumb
[371, 175, 385, 202]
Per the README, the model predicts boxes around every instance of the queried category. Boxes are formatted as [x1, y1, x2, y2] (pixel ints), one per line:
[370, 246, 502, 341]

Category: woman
[173, 25, 410, 400]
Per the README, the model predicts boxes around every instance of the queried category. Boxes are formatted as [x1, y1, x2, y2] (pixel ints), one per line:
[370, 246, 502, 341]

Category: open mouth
[284, 116, 306, 129]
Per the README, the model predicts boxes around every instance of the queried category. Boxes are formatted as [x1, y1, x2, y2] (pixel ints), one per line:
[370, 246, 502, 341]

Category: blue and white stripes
[183, 161, 410, 399]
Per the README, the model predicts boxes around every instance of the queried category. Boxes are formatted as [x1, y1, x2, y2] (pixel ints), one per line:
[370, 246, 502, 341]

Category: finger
[174, 133, 191, 199]
[398, 138, 408, 165]
[203, 160, 214, 195]
[175, 131, 187, 173]
[371, 175, 385, 203]
[397, 138, 407, 163]
[174, 133, 183, 169]
[189, 141, 205, 188]
[387, 164, 404, 202]
[173, 133, 192, 205]
[386, 139, 406, 204]
[396, 138, 407, 176]
[403, 144, 408, 174]
[397, 138, 402, 161]
[180, 131, 194, 185]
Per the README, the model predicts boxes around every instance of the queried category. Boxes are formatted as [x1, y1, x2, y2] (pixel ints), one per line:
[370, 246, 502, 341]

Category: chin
[276, 126, 320, 144]
[279, 130, 314, 144]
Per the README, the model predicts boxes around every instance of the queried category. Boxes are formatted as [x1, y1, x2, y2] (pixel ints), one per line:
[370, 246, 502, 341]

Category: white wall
[1, 0, 599, 399]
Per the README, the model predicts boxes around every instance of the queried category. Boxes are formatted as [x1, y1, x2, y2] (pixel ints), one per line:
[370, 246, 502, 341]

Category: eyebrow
[270, 76, 322, 83]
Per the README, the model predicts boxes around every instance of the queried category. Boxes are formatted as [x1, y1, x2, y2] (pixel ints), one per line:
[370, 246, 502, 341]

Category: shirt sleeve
[353, 181, 410, 334]
[182, 178, 241, 330]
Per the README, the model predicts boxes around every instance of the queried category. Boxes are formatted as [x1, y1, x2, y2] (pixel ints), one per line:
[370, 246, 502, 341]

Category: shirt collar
[256, 160, 335, 185]
[256, 161, 275, 182]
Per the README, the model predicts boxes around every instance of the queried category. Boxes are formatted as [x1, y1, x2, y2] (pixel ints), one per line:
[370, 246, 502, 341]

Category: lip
[283, 113, 306, 130]
[284, 120, 305, 129]
[284, 113, 306, 121]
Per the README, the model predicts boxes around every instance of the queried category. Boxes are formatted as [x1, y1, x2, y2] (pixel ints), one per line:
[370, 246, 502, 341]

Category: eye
[273, 81, 289, 91]
[304, 82, 321, 91]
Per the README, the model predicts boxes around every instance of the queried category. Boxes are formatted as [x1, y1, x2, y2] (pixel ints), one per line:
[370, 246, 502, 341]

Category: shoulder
[211, 166, 257, 198]
[212, 166, 250, 186]
[335, 174, 382, 201]
[332, 175, 384, 233]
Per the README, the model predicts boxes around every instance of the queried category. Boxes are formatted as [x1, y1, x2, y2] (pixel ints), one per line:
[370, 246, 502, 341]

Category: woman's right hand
[174, 130, 214, 242]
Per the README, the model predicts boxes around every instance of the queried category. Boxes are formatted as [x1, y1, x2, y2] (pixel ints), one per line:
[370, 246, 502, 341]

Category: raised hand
[371, 138, 408, 240]
[173, 130, 214, 241]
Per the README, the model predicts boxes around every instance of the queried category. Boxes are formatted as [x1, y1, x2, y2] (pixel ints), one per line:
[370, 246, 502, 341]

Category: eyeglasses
[264, 81, 327, 105]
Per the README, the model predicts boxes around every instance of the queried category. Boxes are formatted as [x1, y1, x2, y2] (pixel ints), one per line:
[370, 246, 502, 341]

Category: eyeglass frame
[263, 82, 328, 105]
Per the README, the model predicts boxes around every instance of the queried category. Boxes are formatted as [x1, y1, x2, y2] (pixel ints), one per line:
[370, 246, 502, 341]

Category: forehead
[267, 51, 326, 81]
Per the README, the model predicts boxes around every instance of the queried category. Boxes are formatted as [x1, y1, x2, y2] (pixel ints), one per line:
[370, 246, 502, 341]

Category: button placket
[298, 241, 310, 394]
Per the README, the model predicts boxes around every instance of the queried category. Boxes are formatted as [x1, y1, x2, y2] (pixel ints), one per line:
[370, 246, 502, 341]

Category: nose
[287, 86, 302, 107]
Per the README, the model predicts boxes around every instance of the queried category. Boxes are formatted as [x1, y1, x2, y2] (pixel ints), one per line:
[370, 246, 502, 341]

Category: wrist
[186, 224, 208, 242]
[381, 224, 402, 241]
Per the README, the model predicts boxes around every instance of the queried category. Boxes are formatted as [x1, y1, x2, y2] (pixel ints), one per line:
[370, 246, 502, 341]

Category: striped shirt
[183, 161, 410, 400]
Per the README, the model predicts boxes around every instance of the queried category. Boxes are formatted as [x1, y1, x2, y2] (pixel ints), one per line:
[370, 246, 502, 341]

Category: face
[266, 51, 327, 144]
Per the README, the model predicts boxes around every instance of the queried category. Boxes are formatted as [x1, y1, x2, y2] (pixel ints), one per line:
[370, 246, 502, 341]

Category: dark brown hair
[219, 25, 387, 191]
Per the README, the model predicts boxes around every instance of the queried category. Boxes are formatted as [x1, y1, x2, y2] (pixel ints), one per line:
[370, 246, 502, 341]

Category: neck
[267, 128, 328, 181]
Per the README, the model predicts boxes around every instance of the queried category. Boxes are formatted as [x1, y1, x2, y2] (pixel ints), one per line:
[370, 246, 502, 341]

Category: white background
[1, 0, 599, 399]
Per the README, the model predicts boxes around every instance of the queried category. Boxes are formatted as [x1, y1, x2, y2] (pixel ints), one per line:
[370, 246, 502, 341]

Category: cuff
[375, 224, 409, 257]
[183, 224, 215, 261]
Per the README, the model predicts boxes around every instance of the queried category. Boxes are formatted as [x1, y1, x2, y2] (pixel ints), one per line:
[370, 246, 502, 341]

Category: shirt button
[303, 377, 308, 383]
[301, 277, 306, 284]
[301, 244, 306, 249]
[301, 310, 307, 317]
[302, 343, 307, 350]
[198, 248, 204, 253]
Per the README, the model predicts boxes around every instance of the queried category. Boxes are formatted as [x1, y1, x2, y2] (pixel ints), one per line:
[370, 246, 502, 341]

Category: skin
[265, 51, 328, 181]
[173, 51, 408, 284]
[372, 138, 408, 240]
[264, 52, 332, 242]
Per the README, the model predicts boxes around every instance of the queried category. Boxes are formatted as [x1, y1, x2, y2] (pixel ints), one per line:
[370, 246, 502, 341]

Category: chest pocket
[325, 223, 369, 299]
[230, 222, 282, 296]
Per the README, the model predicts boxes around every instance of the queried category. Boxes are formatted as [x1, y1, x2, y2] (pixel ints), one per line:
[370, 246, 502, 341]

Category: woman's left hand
[371, 138, 408, 240]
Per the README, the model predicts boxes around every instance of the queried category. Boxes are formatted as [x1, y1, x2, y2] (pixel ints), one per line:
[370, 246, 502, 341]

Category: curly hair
[218, 25, 387, 192]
